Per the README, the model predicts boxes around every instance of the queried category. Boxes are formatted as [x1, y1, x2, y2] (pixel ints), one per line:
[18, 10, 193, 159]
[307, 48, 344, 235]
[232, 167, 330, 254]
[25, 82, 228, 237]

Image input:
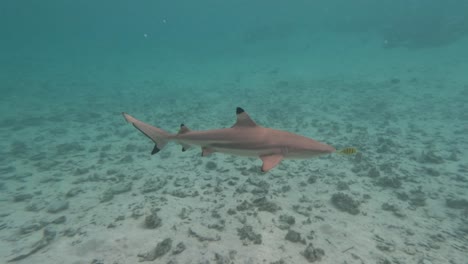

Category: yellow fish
[337, 147, 357, 155]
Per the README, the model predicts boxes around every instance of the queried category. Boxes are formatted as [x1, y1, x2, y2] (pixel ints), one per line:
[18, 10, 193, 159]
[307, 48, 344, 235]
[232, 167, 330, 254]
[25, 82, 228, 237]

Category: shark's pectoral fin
[201, 147, 215, 157]
[260, 154, 283, 172]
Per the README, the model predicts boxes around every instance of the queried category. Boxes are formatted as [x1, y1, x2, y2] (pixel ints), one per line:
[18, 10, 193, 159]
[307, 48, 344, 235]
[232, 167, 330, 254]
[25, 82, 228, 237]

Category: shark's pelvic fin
[233, 107, 257, 127]
[260, 154, 283, 172]
[181, 144, 191, 152]
[201, 147, 215, 157]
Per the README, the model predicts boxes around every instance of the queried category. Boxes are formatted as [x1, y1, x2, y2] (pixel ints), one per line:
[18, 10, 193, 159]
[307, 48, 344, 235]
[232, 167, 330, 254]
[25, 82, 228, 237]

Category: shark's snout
[324, 144, 336, 153]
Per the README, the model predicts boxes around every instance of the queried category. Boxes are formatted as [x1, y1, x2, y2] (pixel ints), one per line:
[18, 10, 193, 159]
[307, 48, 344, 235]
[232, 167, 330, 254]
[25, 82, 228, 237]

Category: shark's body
[123, 107, 335, 172]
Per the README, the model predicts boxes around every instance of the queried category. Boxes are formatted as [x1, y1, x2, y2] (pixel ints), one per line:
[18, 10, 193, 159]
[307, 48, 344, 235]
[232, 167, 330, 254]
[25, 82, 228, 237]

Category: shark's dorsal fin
[233, 107, 257, 127]
[178, 124, 190, 134]
[260, 154, 283, 172]
[179, 124, 191, 151]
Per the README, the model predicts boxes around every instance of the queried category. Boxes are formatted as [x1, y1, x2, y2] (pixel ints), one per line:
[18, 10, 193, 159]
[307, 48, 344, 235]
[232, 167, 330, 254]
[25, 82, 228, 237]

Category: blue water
[1, 1, 468, 263]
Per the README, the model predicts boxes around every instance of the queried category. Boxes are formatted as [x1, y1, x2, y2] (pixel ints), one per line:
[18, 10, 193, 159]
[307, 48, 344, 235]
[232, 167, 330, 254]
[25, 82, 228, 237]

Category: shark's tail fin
[122, 113, 172, 155]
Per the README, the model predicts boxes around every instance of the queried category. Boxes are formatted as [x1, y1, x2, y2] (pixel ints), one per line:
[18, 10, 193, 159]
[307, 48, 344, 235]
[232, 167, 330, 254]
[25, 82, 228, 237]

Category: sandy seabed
[1, 35, 468, 264]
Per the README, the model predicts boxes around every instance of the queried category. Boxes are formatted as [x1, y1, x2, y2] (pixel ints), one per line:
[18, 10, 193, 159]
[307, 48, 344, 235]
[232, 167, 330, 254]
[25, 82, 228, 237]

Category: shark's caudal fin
[122, 113, 172, 155]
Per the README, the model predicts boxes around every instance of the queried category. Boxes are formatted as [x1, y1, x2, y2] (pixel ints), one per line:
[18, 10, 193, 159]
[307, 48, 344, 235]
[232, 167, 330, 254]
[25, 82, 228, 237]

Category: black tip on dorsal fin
[178, 124, 190, 135]
[236, 107, 244, 114]
[232, 107, 257, 127]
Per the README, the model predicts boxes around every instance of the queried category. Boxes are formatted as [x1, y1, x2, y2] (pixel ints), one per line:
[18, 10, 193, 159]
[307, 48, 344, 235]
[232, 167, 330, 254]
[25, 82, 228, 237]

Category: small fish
[337, 147, 357, 155]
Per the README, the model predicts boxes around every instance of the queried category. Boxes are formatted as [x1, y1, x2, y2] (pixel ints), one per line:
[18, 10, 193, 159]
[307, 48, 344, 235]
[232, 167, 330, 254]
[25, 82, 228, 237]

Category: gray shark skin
[122, 107, 335, 172]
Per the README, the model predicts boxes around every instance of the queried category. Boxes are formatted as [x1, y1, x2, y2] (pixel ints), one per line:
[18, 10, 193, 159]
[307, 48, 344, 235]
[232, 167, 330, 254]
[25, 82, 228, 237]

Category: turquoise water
[1, 1, 468, 263]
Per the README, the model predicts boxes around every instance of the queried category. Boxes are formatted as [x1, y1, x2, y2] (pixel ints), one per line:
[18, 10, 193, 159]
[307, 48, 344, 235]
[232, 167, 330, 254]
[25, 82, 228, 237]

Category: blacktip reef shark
[122, 107, 337, 172]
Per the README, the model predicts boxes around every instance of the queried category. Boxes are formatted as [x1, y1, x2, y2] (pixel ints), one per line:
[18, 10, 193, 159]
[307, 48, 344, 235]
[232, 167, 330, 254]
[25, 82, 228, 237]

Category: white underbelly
[211, 146, 283, 158]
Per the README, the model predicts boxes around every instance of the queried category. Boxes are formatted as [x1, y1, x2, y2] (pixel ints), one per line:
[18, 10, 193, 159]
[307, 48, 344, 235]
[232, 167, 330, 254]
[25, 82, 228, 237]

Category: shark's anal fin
[201, 147, 215, 157]
[260, 154, 283, 172]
